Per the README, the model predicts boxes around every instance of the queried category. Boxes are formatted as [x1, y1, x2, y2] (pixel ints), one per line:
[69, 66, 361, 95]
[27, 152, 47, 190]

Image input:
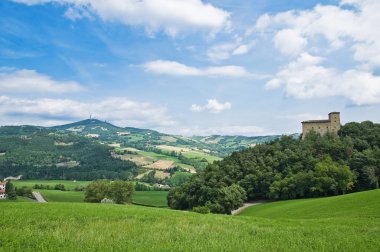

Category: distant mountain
[0, 120, 290, 182]
[52, 119, 285, 157]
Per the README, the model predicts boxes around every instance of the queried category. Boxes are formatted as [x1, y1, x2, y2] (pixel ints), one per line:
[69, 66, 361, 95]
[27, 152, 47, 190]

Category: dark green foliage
[84, 180, 134, 204]
[5, 181, 17, 200]
[168, 121, 380, 213]
[15, 186, 33, 198]
[0, 126, 138, 180]
[54, 184, 66, 191]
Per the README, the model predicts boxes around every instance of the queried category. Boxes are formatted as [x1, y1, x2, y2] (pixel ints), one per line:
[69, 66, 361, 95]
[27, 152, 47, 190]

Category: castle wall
[301, 112, 340, 139]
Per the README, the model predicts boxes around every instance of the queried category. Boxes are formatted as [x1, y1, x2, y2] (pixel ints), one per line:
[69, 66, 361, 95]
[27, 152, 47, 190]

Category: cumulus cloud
[273, 29, 307, 56]
[0, 67, 84, 93]
[255, 0, 380, 67]
[190, 99, 231, 114]
[266, 53, 380, 105]
[0, 96, 175, 128]
[12, 0, 230, 36]
[143, 60, 251, 78]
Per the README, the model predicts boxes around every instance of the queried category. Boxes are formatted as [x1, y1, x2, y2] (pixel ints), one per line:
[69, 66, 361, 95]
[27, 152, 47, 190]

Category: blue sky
[0, 0, 379, 136]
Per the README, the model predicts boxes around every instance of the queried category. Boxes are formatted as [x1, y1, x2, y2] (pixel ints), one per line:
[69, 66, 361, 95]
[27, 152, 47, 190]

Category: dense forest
[168, 121, 380, 214]
[0, 126, 138, 180]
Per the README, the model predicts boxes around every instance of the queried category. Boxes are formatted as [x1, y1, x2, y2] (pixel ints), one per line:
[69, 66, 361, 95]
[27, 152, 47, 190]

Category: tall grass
[1, 190, 379, 251]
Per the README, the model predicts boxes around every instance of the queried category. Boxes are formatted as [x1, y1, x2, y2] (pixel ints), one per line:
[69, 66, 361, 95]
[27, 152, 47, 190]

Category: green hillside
[0, 126, 138, 180]
[240, 189, 380, 219]
[1, 190, 379, 251]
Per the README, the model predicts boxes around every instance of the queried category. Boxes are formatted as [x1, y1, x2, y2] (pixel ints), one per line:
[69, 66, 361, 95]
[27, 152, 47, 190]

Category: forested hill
[168, 121, 380, 214]
[52, 119, 283, 157]
[0, 126, 138, 180]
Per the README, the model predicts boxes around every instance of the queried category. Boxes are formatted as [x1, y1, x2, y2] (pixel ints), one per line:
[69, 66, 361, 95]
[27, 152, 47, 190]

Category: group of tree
[84, 180, 134, 204]
[168, 121, 380, 214]
[0, 127, 139, 180]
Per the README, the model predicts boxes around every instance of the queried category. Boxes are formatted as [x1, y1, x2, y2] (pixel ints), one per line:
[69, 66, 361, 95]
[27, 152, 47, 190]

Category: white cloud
[0, 67, 84, 93]
[174, 125, 272, 136]
[255, 0, 380, 67]
[143, 60, 251, 78]
[266, 53, 380, 105]
[190, 99, 231, 113]
[12, 0, 230, 36]
[273, 29, 307, 56]
[207, 40, 255, 61]
[0, 96, 175, 128]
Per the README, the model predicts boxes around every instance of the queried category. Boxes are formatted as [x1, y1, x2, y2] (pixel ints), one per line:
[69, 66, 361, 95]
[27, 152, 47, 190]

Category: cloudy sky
[1, 0, 379, 136]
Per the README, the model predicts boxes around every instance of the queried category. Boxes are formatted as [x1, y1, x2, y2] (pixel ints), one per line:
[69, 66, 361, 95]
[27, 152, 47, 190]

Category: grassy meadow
[13, 180, 91, 190]
[0, 190, 379, 251]
[132, 191, 168, 207]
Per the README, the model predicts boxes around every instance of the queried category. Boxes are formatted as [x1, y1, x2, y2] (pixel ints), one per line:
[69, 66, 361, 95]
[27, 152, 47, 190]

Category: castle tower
[301, 112, 341, 139]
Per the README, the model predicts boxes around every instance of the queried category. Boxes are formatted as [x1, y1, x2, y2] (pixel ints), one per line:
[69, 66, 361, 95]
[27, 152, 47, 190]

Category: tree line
[168, 121, 380, 214]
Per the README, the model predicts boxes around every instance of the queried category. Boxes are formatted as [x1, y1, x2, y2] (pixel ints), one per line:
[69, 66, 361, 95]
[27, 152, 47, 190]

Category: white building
[0, 182, 6, 199]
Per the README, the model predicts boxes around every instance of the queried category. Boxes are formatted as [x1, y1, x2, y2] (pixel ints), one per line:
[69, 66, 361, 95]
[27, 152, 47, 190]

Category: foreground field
[0, 190, 379, 251]
[240, 189, 380, 218]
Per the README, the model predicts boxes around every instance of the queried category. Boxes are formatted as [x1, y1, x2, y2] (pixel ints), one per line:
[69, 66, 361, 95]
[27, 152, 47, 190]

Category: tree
[84, 180, 110, 203]
[84, 180, 134, 204]
[108, 180, 134, 204]
[5, 181, 17, 200]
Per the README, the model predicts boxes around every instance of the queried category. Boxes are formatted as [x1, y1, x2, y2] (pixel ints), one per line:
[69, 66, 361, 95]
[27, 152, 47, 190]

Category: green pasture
[1, 189, 379, 251]
[13, 180, 90, 190]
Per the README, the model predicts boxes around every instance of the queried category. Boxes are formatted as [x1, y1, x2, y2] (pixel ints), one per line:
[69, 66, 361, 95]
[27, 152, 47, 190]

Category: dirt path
[32, 192, 47, 203]
[231, 201, 264, 215]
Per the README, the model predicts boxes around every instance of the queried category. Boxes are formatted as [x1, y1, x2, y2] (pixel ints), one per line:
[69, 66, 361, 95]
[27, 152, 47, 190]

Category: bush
[54, 184, 66, 191]
[192, 206, 210, 214]
[85, 180, 134, 204]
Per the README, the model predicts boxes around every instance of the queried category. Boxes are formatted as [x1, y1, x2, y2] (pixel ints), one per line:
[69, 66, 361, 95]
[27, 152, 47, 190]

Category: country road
[32, 192, 47, 203]
[231, 202, 264, 215]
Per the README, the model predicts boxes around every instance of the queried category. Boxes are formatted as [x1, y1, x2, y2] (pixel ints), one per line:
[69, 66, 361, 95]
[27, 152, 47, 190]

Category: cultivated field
[145, 160, 174, 170]
[1, 190, 379, 251]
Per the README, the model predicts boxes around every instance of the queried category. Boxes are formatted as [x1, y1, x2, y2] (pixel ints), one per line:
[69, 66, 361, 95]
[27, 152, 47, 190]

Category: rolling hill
[0, 189, 378, 251]
[0, 119, 282, 182]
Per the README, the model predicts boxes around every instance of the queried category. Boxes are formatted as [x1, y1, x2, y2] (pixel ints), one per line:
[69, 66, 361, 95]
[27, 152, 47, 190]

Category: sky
[0, 0, 379, 136]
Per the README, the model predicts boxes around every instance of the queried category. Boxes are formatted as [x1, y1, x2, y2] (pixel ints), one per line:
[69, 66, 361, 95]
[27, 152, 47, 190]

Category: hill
[168, 121, 380, 213]
[0, 119, 281, 182]
[0, 190, 379, 251]
[53, 119, 282, 157]
[240, 189, 380, 218]
[0, 126, 138, 180]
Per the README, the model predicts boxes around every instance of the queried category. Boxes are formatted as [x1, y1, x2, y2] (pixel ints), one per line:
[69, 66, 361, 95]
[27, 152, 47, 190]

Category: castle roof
[0, 182, 5, 186]
[302, 120, 330, 124]
[329, 112, 340, 115]
[0, 190, 5, 193]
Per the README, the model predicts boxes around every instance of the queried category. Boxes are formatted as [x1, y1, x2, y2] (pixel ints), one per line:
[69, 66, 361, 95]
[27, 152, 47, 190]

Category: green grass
[38, 190, 85, 203]
[0, 197, 31, 203]
[239, 189, 380, 219]
[30, 189, 168, 207]
[1, 190, 378, 251]
[132, 191, 168, 207]
[13, 180, 90, 190]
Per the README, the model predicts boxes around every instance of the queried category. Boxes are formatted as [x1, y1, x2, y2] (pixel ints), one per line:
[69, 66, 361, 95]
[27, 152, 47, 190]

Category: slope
[1, 190, 379, 251]
[239, 189, 380, 218]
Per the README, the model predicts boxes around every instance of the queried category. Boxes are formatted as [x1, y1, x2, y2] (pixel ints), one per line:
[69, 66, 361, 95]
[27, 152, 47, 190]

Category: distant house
[0, 182, 6, 199]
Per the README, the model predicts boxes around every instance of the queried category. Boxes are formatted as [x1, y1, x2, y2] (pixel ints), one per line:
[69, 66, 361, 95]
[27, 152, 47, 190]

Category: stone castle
[301, 112, 340, 139]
